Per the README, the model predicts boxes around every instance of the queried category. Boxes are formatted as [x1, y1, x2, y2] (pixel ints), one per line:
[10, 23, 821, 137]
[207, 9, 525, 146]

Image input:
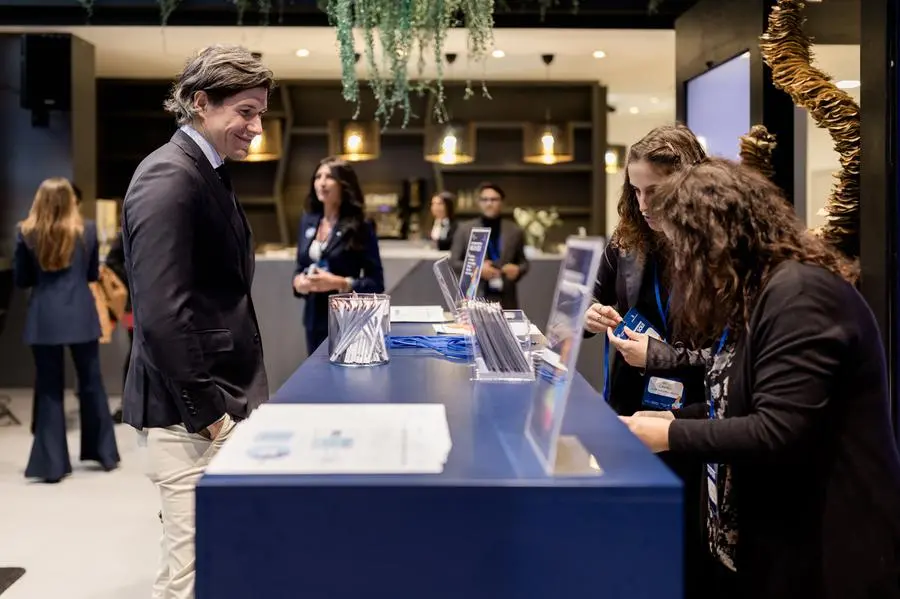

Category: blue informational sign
[458, 227, 491, 301]
[525, 237, 606, 475]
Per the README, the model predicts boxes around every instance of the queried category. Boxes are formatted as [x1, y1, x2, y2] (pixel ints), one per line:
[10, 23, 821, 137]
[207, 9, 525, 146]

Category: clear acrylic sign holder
[524, 237, 606, 475]
[432, 256, 467, 324]
[465, 299, 535, 383]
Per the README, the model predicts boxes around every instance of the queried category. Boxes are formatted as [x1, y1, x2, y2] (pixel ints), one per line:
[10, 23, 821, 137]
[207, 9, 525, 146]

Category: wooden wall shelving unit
[97, 80, 608, 248]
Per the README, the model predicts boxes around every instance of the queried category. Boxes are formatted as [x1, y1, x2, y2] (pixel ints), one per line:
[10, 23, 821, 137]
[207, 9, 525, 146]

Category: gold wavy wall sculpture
[739, 124, 778, 180]
[759, 0, 861, 259]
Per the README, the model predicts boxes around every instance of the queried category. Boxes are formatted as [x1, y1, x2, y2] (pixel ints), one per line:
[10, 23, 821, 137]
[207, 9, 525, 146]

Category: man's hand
[203, 414, 229, 440]
[607, 326, 650, 368]
[501, 263, 521, 281]
[482, 261, 501, 280]
[292, 273, 311, 294]
[584, 303, 622, 334]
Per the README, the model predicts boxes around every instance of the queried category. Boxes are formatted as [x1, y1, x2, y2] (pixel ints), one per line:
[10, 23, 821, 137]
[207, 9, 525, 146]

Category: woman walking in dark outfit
[623, 159, 900, 599]
[14, 178, 120, 483]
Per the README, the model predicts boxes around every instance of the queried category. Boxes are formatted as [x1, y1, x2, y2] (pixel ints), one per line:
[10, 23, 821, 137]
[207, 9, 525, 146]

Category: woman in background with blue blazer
[292, 157, 385, 353]
[14, 178, 120, 483]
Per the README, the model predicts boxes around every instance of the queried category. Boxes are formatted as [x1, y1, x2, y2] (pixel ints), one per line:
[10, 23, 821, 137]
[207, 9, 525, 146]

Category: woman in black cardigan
[621, 158, 900, 599]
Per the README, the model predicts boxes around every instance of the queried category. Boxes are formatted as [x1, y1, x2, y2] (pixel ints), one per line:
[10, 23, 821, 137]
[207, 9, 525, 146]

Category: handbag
[89, 282, 115, 344]
[98, 264, 128, 320]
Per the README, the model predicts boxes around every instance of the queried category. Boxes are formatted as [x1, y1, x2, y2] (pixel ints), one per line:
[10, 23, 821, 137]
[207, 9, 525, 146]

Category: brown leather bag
[89, 282, 115, 344]
[98, 264, 128, 321]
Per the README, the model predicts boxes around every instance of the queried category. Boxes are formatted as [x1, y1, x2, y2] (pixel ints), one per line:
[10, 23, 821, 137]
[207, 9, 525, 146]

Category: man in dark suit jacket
[121, 45, 273, 599]
[450, 182, 529, 310]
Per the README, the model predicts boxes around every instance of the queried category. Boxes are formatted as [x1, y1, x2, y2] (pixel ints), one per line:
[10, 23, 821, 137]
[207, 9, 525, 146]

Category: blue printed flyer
[458, 227, 491, 301]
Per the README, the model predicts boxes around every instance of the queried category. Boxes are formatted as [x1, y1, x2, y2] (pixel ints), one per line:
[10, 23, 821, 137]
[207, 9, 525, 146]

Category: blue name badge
[612, 309, 683, 410]
[613, 308, 662, 340]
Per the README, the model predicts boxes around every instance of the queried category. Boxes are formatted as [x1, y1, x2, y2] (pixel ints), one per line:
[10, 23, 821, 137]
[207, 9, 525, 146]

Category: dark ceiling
[0, 0, 700, 28]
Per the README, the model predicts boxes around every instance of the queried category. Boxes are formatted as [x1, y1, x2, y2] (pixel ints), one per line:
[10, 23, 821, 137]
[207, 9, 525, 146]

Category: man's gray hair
[164, 44, 275, 126]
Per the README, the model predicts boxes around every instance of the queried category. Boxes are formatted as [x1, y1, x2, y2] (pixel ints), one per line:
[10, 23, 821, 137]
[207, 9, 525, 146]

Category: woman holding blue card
[584, 124, 708, 417]
[584, 124, 709, 599]
[622, 159, 900, 599]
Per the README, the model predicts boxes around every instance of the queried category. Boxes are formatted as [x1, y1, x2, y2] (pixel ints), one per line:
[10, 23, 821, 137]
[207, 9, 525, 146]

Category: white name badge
[488, 277, 504, 291]
[642, 376, 684, 410]
[305, 226, 316, 239]
[647, 377, 684, 401]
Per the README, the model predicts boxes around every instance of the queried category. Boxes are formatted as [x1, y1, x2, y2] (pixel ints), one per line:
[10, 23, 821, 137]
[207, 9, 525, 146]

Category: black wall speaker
[20, 33, 72, 112]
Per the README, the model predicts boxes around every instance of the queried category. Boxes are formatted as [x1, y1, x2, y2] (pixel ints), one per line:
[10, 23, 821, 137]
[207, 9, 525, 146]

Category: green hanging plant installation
[320, 0, 496, 127]
[158, 0, 183, 25]
[76, 0, 94, 16]
[231, 0, 272, 25]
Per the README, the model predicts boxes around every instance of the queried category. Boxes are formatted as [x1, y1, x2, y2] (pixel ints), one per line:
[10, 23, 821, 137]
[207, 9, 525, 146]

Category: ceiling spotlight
[836, 79, 861, 89]
[592, 50, 606, 59]
[295, 48, 310, 58]
[492, 49, 505, 58]
[629, 106, 640, 115]
[650, 97, 660, 104]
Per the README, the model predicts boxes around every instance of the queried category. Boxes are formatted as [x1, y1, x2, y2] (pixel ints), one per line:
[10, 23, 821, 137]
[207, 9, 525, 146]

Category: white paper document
[206, 403, 452, 475]
[390, 305, 448, 323]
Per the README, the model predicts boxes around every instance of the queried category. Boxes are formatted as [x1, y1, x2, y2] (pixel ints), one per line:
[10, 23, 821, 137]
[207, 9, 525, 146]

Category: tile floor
[0, 389, 159, 599]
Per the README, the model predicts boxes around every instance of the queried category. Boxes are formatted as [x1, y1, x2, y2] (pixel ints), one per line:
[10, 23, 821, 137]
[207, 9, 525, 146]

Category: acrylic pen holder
[327, 293, 391, 367]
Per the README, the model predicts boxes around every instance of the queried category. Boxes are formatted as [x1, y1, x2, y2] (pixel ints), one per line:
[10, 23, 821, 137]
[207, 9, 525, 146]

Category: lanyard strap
[487, 234, 501, 262]
[602, 336, 611, 402]
[708, 328, 730, 420]
[653, 262, 671, 337]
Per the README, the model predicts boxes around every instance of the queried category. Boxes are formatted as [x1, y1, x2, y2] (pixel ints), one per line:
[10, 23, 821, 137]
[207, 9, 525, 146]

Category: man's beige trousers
[145, 417, 236, 599]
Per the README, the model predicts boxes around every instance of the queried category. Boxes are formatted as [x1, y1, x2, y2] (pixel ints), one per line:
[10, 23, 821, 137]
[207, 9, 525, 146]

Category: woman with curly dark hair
[623, 158, 900, 599]
[585, 124, 707, 416]
[584, 124, 709, 599]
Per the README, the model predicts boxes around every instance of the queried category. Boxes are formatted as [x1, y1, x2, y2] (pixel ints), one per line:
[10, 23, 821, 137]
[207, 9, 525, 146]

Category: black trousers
[26, 341, 120, 481]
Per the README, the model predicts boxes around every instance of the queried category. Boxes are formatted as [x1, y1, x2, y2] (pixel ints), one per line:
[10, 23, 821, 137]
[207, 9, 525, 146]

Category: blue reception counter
[195, 324, 682, 599]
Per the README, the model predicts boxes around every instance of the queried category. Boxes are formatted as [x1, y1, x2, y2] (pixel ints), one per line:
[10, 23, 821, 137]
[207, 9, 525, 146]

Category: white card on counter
[390, 305, 448, 323]
[206, 403, 452, 475]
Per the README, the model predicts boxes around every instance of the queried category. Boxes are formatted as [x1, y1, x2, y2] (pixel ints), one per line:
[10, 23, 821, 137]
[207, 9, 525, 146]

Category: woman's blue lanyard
[487, 233, 501, 262]
[708, 328, 730, 420]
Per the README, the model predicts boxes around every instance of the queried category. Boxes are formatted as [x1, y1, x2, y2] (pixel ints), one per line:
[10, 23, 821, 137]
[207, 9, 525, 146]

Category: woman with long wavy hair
[582, 125, 708, 598]
[292, 157, 385, 353]
[622, 159, 900, 598]
[584, 124, 708, 415]
[14, 178, 120, 483]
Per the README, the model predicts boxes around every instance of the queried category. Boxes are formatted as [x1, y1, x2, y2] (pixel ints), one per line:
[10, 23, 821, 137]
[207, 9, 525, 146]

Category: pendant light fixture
[522, 54, 574, 165]
[328, 119, 381, 162]
[328, 52, 381, 162]
[243, 118, 283, 162]
[424, 53, 476, 165]
[605, 144, 626, 174]
[240, 53, 283, 163]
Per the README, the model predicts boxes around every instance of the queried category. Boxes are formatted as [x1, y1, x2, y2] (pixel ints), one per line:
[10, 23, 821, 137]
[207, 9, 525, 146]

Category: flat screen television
[685, 51, 752, 160]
